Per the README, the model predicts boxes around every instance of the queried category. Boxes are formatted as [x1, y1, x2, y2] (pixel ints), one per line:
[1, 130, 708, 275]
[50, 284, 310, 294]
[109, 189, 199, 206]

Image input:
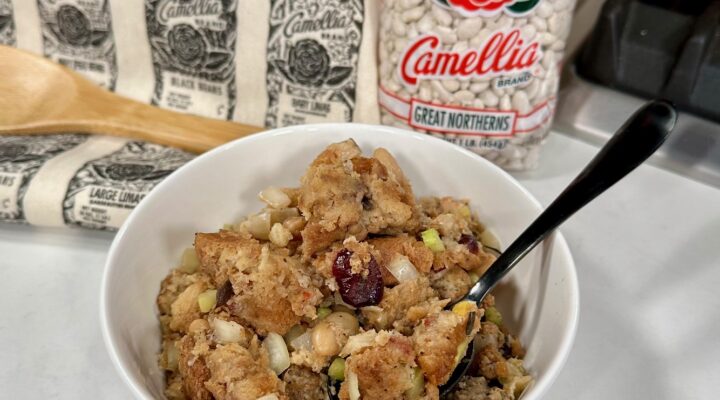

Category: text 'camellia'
[399, 28, 542, 87]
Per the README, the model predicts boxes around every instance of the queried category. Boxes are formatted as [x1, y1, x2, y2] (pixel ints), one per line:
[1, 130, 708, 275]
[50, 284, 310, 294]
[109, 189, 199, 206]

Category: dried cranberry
[459, 234, 479, 254]
[216, 280, 234, 306]
[332, 249, 384, 307]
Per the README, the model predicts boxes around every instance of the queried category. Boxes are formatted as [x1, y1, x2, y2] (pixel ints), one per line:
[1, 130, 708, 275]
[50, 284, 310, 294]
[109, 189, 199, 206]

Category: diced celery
[421, 228, 445, 252]
[458, 205, 471, 218]
[404, 368, 425, 399]
[485, 306, 503, 326]
[179, 248, 200, 273]
[198, 290, 217, 313]
[328, 357, 346, 381]
[317, 307, 332, 320]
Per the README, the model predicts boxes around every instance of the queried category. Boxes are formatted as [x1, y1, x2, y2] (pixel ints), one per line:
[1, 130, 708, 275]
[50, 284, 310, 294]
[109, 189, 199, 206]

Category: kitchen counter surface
[1, 132, 718, 399]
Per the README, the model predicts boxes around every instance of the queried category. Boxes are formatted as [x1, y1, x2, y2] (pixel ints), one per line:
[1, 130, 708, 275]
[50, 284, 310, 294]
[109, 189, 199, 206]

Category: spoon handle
[466, 100, 677, 303]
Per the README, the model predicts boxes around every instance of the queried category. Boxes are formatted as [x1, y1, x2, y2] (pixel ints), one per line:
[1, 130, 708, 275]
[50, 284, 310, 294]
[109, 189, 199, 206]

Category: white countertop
[1, 132, 718, 399]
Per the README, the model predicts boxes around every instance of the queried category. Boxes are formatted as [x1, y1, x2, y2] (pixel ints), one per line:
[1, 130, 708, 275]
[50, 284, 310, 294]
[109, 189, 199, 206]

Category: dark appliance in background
[577, 0, 720, 123]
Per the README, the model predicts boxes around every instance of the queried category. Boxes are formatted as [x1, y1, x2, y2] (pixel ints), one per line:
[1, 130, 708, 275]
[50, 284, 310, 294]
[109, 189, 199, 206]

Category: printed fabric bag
[0, 0, 379, 230]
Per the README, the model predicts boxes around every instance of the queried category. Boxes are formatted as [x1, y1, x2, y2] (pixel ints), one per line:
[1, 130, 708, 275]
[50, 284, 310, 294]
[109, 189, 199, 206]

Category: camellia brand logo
[283, 9, 351, 37]
[399, 29, 541, 87]
[157, 0, 222, 25]
[434, 0, 541, 17]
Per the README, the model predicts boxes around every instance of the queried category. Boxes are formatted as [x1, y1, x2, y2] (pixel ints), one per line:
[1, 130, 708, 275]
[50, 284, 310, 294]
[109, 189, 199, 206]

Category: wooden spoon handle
[0, 104, 264, 154]
[0, 45, 263, 153]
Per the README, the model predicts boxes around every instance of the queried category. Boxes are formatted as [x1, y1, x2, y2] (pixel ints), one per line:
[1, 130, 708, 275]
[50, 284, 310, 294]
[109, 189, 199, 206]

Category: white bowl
[101, 123, 578, 400]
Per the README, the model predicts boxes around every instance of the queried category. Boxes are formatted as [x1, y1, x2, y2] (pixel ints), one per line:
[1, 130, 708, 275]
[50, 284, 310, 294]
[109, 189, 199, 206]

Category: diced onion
[454, 339, 470, 366]
[347, 369, 360, 400]
[263, 332, 290, 375]
[421, 228, 445, 252]
[269, 207, 300, 224]
[479, 229, 500, 251]
[165, 342, 179, 370]
[289, 330, 312, 352]
[284, 324, 307, 350]
[244, 212, 271, 240]
[197, 290, 217, 313]
[259, 187, 292, 209]
[334, 292, 356, 310]
[256, 395, 280, 400]
[404, 368, 425, 399]
[340, 330, 377, 357]
[386, 255, 419, 283]
[178, 248, 199, 273]
[211, 319, 243, 344]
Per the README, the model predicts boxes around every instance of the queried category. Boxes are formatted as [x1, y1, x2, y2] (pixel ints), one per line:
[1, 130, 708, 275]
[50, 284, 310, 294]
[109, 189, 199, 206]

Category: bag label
[62, 142, 193, 230]
[37, 0, 118, 89]
[379, 86, 555, 138]
[399, 29, 541, 88]
[265, 0, 363, 127]
[146, 0, 237, 119]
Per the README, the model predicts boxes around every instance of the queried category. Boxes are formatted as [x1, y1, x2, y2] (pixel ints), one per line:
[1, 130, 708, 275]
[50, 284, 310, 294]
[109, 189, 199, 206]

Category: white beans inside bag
[378, 0, 576, 170]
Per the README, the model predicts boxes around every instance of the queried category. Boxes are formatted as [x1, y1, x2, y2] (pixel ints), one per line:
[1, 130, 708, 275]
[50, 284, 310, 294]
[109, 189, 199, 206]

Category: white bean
[431, 5, 453, 26]
[480, 91, 499, 107]
[431, 80, 454, 102]
[454, 90, 474, 103]
[392, 18, 406, 36]
[525, 80, 540, 100]
[470, 29, 492, 47]
[531, 17, 548, 32]
[537, 2, 554, 18]
[434, 25, 458, 44]
[442, 79, 461, 92]
[512, 91, 532, 115]
[401, 0, 423, 8]
[470, 82, 490, 93]
[417, 15, 434, 33]
[402, 6, 425, 23]
[500, 94, 512, 111]
[457, 18, 483, 41]
[419, 84, 432, 102]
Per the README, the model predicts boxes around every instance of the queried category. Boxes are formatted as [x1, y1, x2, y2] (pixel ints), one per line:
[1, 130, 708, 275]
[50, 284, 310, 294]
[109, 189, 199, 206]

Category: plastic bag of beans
[378, 0, 576, 170]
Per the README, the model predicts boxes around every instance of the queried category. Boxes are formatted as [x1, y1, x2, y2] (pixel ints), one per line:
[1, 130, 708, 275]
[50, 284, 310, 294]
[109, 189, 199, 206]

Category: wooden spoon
[0, 45, 263, 153]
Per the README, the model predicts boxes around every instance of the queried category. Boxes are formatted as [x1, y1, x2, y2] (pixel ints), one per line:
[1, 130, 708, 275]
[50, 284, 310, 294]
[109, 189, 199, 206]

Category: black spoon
[440, 99, 678, 396]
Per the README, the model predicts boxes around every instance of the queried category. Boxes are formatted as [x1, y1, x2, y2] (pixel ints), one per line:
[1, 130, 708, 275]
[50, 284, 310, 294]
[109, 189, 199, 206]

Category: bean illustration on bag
[265, 0, 364, 127]
[37, 0, 118, 89]
[62, 142, 193, 230]
[146, 0, 237, 120]
[0, 135, 87, 223]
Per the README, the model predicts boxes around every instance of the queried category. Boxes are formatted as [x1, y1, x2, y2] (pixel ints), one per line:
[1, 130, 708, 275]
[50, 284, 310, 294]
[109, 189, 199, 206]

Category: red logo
[447, 0, 515, 15]
[399, 29, 541, 87]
